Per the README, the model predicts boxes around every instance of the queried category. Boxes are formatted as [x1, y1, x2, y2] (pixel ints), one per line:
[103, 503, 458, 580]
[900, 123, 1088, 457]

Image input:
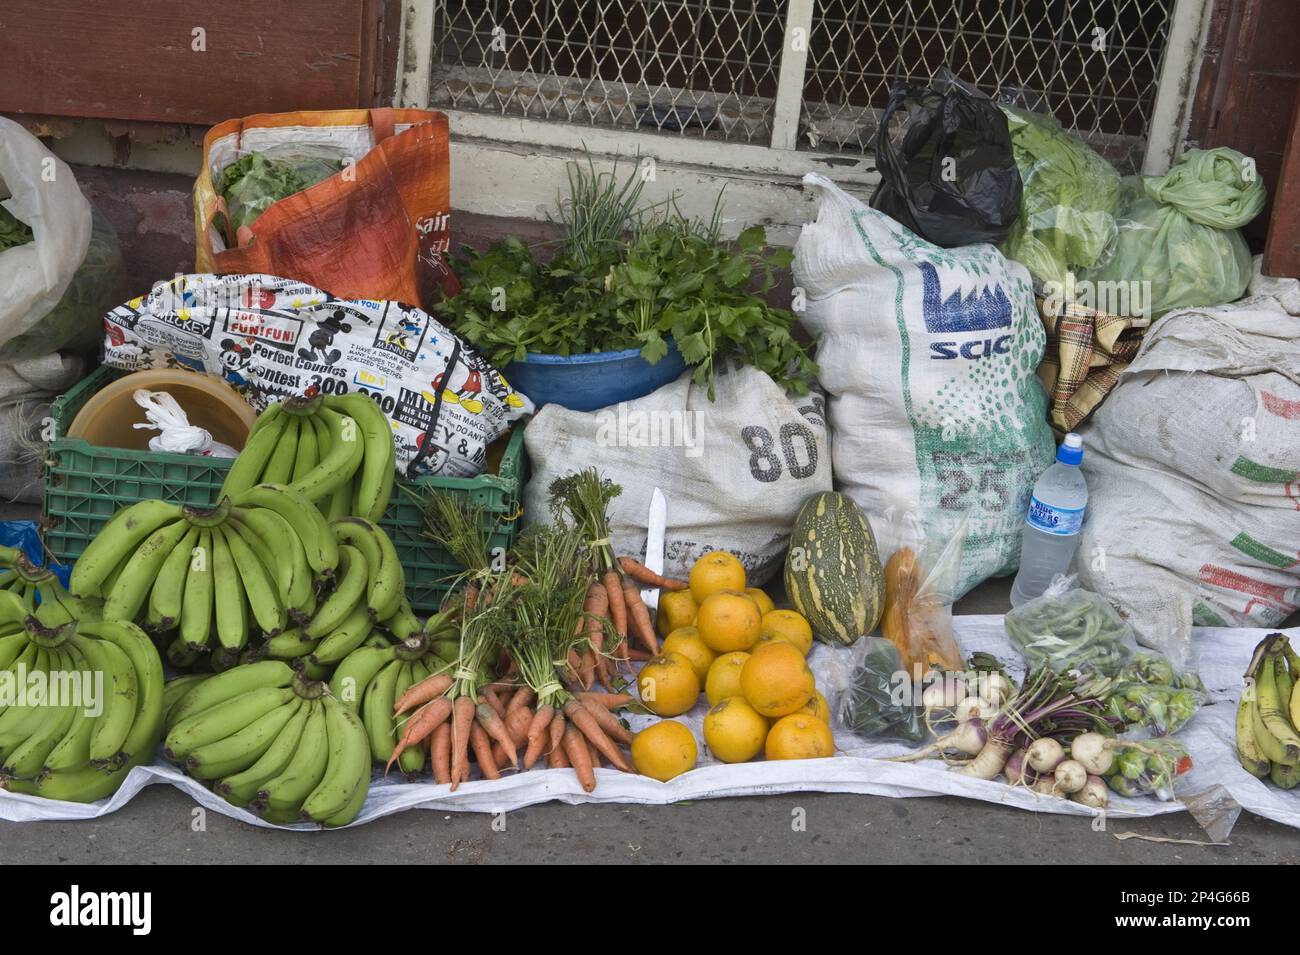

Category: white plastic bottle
[1009, 433, 1088, 607]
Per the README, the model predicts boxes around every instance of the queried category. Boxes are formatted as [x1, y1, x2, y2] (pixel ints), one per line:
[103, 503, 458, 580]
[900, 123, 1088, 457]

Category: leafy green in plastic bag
[999, 106, 1121, 294]
[0, 205, 33, 252]
[1082, 148, 1266, 319]
[216, 150, 345, 235]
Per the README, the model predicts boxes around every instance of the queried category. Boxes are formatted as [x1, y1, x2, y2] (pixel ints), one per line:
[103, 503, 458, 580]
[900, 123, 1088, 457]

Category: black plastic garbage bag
[871, 78, 1023, 247]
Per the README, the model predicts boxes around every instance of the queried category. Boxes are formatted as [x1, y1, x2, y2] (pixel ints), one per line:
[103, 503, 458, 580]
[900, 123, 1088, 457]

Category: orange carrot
[621, 577, 659, 654]
[507, 686, 534, 715]
[580, 699, 633, 744]
[480, 685, 507, 720]
[617, 557, 688, 591]
[477, 701, 519, 767]
[564, 699, 631, 771]
[603, 570, 627, 639]
[563, 723, 596, 791]
[386, 696, 452, 773]
[587, 736, 603, 768]
[545, 712, 567, 768]
[579, 648, 596, 689]
[566, 648, 585, 686]
[393, 673, 453, 716]
[504, 704, 532, 748]
[576, 691, 634, 708]
[628, 647, 653, 661]
[470, 721, 499, 780]
[430, 722, 452, 784]
[449, 696, 476, 790]
[523, 703, 555, 769]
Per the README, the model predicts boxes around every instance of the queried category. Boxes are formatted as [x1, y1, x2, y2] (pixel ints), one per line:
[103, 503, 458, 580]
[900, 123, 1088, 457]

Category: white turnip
[1070, 775, 1109, 809]
[921, 679, 966, 710]
[1032, 775, 1061, 796]
[1053, 759, 1088, 795]
[977, 672, 1013, 707]
[1026, 737, 1065, 773]
[955, 696, 997, 724]
[955, 738, 1015, 779]
[890, 719, 988, 763]
[1069, 732, 1114, 775]
[1003, 748, 1032, 786]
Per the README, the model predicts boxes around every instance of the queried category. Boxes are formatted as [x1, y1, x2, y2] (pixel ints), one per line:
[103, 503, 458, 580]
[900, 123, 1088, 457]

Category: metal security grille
[427, 0, 1175, 171]
[429, 0, 786, 143]
[801, 0, 1174, 172]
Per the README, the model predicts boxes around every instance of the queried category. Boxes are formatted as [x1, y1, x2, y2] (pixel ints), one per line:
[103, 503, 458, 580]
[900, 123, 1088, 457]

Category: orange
[636, 652, 700, 717]
[661, 626, 716, 683]
[703, 696, 768, 763]
[759, 609, 814, 656]
[656, 588, 698, 637]
[631, 720, 698, 781]
[740, 641, 815, 717]
[765, 714, 835, 760]
[795, 690, 831, 723]
[745, 588, 776, 616]
[689, 551, 746, 603]
[696, 590, 761, 653]
[705, 651, 750, 706]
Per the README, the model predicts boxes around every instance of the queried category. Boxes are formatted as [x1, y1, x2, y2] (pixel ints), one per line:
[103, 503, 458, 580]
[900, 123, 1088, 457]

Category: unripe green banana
[148, 524, 200, 632]
[330, 644, 396, 710]
[332, 518, 404, 621]
[260, 415, 300, 486]
[219, 408, 289, 498]
[321, 765, 369, 827]
[363, 660, 402, 763]
[219, 525, 286, 636]
[179, 528, 215, 650]
[232, 484, 338, 579]
[289, 407, 364, 503]
[71, 634, 138, 764]
[163, 674, 211, 726]
[164, 685, 296, 761]
[259, 700, 330, 814]
[305, 545, 369, 639]
[186, 698, 302, 780]
[1258, 654, 1300, 764]
[231, 507, 313, 617]
[262, 628, 319, 661]
[217, 697, 311, 806]
[70, 500, 185, 598]
[211, 527, 249, 651]
[301, 695, 370, 821]
[166, 659, 294, 727]
[309, 602, 374, 666]
[292, 411, 320, 482]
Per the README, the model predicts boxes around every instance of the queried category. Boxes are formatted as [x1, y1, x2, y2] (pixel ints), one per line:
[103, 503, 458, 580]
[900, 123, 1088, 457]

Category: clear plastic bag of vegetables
[835, 637, 927, 743]
[1004, 575, 1133, 675]
[215, 146, 347, 239]
[1104, 737, 1192, 801]
[1104, 653, 1206, 737]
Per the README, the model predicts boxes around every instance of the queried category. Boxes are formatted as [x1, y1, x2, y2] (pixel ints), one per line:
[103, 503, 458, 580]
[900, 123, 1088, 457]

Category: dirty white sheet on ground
[2, 615, 1295, 836]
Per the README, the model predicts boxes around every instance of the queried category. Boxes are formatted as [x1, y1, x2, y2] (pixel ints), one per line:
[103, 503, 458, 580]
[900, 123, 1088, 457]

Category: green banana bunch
[0, 601, 165, 804]
[0, 551, 56, 614]
[219, 394, 396, 523]
[331, 630, 453, 779]
[70, 490, 340, 657]
[1237, 633, 1300, 787]
[163, 663, 371, 826]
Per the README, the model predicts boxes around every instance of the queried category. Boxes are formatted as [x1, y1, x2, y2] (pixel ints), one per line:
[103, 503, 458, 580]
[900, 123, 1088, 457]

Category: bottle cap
[1057, 432, 1083, 466]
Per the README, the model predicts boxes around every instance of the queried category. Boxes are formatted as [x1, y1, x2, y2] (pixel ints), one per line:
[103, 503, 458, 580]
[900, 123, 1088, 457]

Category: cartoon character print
[411, 430, 450, 474]
[217, 338, 254, 387]
[422, 367, 485, 415]
[297, 308, 352, 365]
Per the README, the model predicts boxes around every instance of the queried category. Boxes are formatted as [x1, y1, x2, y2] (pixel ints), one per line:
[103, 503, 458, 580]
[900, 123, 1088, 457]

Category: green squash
[784, 492, 885, 647]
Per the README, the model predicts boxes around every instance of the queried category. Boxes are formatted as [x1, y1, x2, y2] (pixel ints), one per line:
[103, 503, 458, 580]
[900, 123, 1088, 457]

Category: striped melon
[784, 492, 884, 647]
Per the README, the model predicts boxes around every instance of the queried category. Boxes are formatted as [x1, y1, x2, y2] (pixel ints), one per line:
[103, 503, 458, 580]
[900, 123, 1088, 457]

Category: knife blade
[643, 487, 667, 611]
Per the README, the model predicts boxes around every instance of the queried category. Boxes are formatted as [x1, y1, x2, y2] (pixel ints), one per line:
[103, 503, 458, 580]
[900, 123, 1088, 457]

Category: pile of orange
[632, 550, 835, 781]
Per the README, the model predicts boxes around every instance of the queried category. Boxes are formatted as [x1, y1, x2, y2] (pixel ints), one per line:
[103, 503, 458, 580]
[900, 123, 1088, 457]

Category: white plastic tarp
[2, 616, 1296, 835]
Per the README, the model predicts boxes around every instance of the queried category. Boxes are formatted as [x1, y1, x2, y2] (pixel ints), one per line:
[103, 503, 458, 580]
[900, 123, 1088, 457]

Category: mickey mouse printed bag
[102, 273, 531, 478]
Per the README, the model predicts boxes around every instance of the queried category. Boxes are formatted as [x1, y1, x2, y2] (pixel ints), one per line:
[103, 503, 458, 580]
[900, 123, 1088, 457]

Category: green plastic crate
[42, 366, 527, 614]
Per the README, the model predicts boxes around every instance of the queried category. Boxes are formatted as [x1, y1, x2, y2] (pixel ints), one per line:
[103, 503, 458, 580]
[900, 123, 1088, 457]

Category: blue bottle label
[1026, 496, 1085, 536]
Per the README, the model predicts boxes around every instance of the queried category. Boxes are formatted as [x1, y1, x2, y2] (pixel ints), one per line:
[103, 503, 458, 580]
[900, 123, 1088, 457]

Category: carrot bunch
[548, 469, 672, 683]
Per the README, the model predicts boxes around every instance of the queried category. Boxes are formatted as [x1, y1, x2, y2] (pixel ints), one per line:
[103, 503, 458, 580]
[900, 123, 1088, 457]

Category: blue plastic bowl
[505, 338, 686, 412]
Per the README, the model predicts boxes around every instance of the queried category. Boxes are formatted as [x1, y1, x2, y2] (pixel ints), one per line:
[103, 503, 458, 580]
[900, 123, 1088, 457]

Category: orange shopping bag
[193, 108, 458, 310]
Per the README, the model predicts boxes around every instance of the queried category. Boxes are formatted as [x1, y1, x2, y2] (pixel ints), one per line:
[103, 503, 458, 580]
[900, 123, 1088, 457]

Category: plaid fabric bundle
[1036, 298, 1146, 433]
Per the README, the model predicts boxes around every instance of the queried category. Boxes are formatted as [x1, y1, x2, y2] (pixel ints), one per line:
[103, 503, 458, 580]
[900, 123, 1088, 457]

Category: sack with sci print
[522, 364, 832, 585]
[102, 272, 531, 478]
[794, 173, 1055, 596]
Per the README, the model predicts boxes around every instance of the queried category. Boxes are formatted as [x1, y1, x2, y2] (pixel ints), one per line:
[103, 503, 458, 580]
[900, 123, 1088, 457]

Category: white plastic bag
[793, 173, 1056, 596]
[523, 364, 832, 585]
[131, 389, 238, 458]
[0, 117, 94, 354]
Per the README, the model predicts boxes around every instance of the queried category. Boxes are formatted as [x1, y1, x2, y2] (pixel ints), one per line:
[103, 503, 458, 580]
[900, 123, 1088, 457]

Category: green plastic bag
[999, 105, 1122, 294]
[1082, 148, 1266, 319]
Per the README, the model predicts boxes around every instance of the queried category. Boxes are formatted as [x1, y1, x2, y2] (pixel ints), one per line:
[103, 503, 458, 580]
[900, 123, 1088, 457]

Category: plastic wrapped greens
[999, 106, 1121, 294]
[216, 149, 345, 235]
[1104, 738, 1192, 800]
[1081, 148, 1265, 319]
[1004, 578, 1132, 675]
[837, 638, 927, 742]
[1104, 653, 1206, 737]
